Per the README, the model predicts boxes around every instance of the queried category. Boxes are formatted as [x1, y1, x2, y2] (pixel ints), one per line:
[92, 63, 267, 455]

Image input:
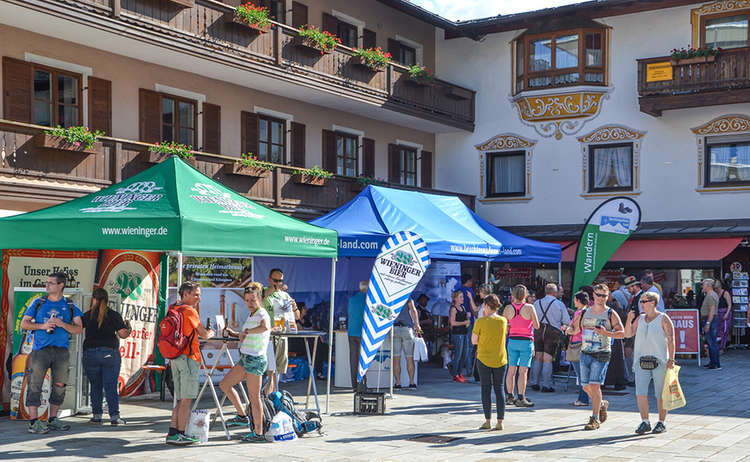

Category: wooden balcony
[637, 48, 750, 116]
[0, 120, 474, 217]
[20, 0, 475, 131]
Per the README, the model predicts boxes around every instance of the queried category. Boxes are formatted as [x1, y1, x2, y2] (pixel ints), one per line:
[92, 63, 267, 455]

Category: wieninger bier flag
[572, 197, 641, 292]
[357, 231, 430, 383]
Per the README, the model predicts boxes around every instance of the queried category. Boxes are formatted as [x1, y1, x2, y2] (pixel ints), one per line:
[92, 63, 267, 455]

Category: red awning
[550, 237, 742, 263]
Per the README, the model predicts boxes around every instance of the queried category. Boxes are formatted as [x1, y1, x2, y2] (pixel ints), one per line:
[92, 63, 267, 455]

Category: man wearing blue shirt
[20, 272, 83, 434]
[347, 281, 368, 390]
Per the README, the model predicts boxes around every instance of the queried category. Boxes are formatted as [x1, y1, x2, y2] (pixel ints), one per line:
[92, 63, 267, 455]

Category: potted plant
[142, 141, 195, 165]
[223, 153, 274, 178]
[670, 46, 720, 65]
[226, 2, 271, 34]
[293, 25, 341, 55]
[351, 47, 392, 72]
[291, 165, 333, 186]
[406, 64, 435, 86]
[353, 174, 386, 191]
[36, 125, 104, 154]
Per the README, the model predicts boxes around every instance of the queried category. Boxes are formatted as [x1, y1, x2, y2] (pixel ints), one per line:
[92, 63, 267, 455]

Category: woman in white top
[219, 282, 271, 443]
[476, 284, 493, 319]
[624, 291, 675, 436]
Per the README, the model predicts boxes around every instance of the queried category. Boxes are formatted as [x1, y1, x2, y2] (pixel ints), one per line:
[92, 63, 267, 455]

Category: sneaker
[110, 418, 127, 426]
[458, 374, 467, 382]
[584, 416, 601, 431]
[226, 415, 251, 427]
[494, 421, 504, 431]
[652, 422, 667, 434]
[456, 375, 467, 383]
[572, 400, 588, 407]
[708, 366, 722, 370]
[530, 384, 540, 391]
[479, 421, 491, 430]
[515, 397, 535, 407]
[599, 400, 609, 423]
[394, 384, 402, 389]
[408, 383, 417, 390]
[89, 417, 102, 424]
[243, 431, 268, 443]
[166, 433, 191, 445]
[506, 394, 516, 405]
[541, 387, 555, 393]
[635, 421, 652, 435]
[28, 420, 49, 434]
[46, 418, 71, 431]
[181, 434, 200, 444]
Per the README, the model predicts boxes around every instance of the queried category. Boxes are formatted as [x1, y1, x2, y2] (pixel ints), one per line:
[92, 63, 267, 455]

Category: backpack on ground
[157, 304, 195, 360]
[246, 395, 275, 434]
[272, 390, 323, 436]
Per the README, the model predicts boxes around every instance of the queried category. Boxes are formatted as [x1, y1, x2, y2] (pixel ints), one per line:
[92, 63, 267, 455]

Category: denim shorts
[392, 326, 416, 358]
[635, 360, 667, 397]
[579, 352, 610, 386]
[239, 354, 267, 377]
[507, 338, 534, 368]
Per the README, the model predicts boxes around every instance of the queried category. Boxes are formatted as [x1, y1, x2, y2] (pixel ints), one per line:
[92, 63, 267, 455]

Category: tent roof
[310, 185, 559, 262]
[0, 157, 337, 258]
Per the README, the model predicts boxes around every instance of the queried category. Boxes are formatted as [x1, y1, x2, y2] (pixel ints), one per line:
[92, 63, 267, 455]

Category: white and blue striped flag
[357, 231, 430, 383]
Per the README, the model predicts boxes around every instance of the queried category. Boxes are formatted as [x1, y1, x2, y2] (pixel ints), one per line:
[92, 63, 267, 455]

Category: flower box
[351, 55, 385, 72]
[223, 11, 271, 34]
[445, 86, 472, 101]
[34, 133, 101, 155]
[671, 55, 716, 66]
[292, 173, 327, 186]
[405, 77, 431, 87]
[292, 36, 331, 55]
[140, 150, 196, 167]
[222, 163, 271, 178]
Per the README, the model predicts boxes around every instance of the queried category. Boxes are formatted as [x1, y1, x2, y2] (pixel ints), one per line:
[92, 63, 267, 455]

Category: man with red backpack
[161, 281, 214, 445]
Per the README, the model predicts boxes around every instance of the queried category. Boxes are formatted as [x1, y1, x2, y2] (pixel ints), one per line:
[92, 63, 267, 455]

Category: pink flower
[75, 141, 81, 147]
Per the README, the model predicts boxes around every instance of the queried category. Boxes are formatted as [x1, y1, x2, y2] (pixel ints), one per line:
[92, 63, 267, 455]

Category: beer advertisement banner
[1, 249, 98, 407]
[96, 250, 161, 396]
[572, 197, 641, 292]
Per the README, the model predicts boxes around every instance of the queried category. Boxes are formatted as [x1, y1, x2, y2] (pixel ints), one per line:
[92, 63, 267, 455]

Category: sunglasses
[594, 292, 608, 298]
[641, 299, 655, 304]
[271, 278, 284, 283]
[244, 286, 260, 294]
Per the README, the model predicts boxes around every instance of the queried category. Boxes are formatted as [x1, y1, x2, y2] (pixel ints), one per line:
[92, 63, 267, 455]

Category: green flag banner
[572, 197, 641, 292]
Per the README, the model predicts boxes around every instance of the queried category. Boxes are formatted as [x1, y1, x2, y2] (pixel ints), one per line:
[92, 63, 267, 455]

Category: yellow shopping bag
[662, 364, 686, 411]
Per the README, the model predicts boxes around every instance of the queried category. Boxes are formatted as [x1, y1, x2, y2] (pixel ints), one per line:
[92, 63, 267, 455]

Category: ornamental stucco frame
[475, 133, 536, 203]
[577, 124, 646, 198]
[691, 114, 750, 192]
[691, 1, 750, 48]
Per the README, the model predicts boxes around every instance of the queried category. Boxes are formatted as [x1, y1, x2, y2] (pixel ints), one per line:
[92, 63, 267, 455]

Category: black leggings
[477, 360, 507, 420]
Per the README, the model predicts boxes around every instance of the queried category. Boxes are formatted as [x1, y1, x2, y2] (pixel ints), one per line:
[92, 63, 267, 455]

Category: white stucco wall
[435, 4, 750, 227]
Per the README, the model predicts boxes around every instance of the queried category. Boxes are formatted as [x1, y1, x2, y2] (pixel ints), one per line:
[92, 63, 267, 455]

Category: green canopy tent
[0, 156, 338, 410]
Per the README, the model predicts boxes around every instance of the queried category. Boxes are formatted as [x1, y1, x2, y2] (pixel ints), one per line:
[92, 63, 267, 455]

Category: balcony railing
[0, 120, 474, 216]
[29, 0, 475, 130]
[637, 48, 750, 116]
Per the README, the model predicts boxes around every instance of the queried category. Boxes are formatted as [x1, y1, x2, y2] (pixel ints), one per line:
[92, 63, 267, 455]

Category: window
[337, 20, 358, 48]
[515, 28, 606, 93]
[31, 65, 82, 127]
[161, 95, 196, 146]
[259, 0, 285, 23]
[703, 13, 749, 49]
[336, 132, 358, 177]
[487, 152, 526, 197]
[400, 147, 417, 186]
[399, 45, 417, 67]
[705, 141, 750, 186]
[259, 115, 285, 164]
[589, 143, 633, 192]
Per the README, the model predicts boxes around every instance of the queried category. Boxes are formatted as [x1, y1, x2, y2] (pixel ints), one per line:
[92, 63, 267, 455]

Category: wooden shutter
[240, 111, 259, 155]
[388, 39, 401, 63]
[290, 121, 306, 167]
[2, 57, 32, 123]
[421, 150, 433, 189]
[88, 76, 111, 135]
[362, 137, 375, 177]
[202, 102, 221, 153]
[139, 88, 161, 143]
[322, 12, 338, 35]
[362, 29, 376, 49]
[291, 1, 308, 29]
[388, 143, 400, 184]
[322, 129, 337, 173]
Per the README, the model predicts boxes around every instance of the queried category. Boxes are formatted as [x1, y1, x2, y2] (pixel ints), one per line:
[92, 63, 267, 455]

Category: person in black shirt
[82, 288, 131, 425]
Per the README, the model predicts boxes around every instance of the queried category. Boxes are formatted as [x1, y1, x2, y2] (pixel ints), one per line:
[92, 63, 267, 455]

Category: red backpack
[158, 304, 195, 360]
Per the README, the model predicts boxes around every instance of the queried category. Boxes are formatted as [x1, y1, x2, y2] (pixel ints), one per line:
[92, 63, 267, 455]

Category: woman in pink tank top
[501, 285, 540, 407]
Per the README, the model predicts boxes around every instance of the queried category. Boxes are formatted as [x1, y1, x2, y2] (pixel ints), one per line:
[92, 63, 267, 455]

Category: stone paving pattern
[1, 351, 749, 461]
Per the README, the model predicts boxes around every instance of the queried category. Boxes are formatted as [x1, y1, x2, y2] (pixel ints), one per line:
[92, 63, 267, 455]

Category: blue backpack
[269, 390, 323, 436]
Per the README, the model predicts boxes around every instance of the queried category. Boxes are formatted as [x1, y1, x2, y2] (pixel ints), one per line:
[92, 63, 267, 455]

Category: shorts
[635, 360, 667, 398]
[579, 352, 610, 386]
[171, 355, 200, 400]
[274, 336, 289, 373]
[507, 338, 534, 368]
[392, 326, 416, 358]
[534, 324, 562, 355]
[239, 354, 268, 377]
[265, 340, 276, 373]
[26, 346, 70, 407]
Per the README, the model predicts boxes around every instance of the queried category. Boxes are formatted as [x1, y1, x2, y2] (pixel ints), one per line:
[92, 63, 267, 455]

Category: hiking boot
[584, 416, 600, 431]
[226, 415, 251, 427]
[635, 421, 652, 435]
[28, 420, 49, 434]
[479, 421, 491, 430]
[46, 418, 71, 431]
[110, 418, 127, 426]
[599, 400, 609, 423]
[166, 433, 193, 445]
[652, 422, 666, 434]
[243, 431, 268, 443]
[515, 397, 535, 407]
[506, 394, 515, 405]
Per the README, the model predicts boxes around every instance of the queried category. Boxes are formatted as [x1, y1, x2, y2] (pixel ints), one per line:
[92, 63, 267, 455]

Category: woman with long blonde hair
[82, 288, 131, 425]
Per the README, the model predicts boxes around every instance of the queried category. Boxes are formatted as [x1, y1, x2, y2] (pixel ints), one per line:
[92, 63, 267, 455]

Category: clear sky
[409, 0, 584, 21]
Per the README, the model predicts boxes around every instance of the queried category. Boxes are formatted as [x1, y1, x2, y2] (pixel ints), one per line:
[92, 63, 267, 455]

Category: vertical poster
[96, 250, 161, 396]
[9, 289, 47, 420]
[1, 249, 98, 408]
[668, 309, 700, 364]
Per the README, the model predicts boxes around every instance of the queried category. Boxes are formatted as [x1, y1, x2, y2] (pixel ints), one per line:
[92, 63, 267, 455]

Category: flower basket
[292, 174, 327, 186]
[292, 36, 330, 55]
[223, 163, 271, 178]
[140, 150, 197, 167]
[405, 77, 431, 87]
[351, 55, 385, 72]
[34, 133, 102, 155]
[671, 55, 716, 65]
[224, 11, 271, 34]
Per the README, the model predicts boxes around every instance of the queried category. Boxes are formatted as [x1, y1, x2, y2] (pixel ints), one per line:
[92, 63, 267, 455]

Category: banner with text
[572, 197, 641, 292]
[358, 231, 430, 382]
[667, 309, 700, 355]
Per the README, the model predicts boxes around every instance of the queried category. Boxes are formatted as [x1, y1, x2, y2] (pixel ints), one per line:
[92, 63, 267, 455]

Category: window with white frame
[486, 151, 526, 197]
[705, 139, 750, 186]
[588, 143, 634, 192]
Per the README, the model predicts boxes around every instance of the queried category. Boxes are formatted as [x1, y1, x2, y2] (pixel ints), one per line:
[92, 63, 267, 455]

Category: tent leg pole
[389, 333, 394, 398]
[485, 260, 490, 284]
[177, 252, 184, 287]
[558, 262, 562, 287]
[326, 258, 336, 415]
